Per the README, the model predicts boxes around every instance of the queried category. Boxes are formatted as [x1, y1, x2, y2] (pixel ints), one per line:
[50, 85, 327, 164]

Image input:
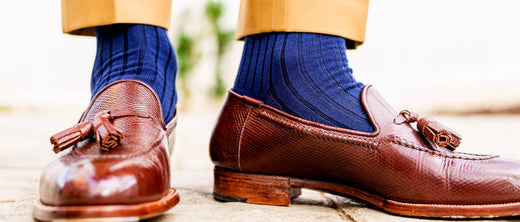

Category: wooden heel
[213, 167, 301, 206]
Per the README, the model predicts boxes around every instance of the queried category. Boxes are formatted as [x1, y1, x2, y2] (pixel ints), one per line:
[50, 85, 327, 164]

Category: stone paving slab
[2, 109, 520, 221]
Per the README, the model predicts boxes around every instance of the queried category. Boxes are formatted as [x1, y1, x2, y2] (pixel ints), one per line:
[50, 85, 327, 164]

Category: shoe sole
[213, 167, 520, 218]
[33, 188, 179, 221]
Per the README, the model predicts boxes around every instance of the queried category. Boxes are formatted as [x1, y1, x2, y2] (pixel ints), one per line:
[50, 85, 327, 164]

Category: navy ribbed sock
[92, 24, 177, 123]
[233, 33, 373, 132]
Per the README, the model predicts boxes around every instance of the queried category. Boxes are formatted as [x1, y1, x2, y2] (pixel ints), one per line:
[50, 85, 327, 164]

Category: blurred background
[1, 1, 520, 220]
[1, 0, 520, 113]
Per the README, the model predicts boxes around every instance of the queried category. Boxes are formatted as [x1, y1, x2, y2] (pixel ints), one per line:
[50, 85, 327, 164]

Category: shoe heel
[213, 167, 301, 206]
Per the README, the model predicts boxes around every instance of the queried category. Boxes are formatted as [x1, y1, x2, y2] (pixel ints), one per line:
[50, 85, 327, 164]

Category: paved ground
[2, 107, 520, 222]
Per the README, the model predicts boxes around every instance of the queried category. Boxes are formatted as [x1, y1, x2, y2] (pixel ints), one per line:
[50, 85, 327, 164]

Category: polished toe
[39, 145, 170, 206]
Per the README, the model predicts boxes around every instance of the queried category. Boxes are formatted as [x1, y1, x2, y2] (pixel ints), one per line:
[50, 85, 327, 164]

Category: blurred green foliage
[176, 32, 199, 98]
[205, 0, 234, 98]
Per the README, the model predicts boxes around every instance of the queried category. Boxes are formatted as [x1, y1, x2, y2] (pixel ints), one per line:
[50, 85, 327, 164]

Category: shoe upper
[39, 80, 174, 206]
[210, 85, 520, 205]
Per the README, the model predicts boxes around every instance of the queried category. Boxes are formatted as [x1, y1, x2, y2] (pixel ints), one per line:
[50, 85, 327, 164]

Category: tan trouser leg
[62, 0, 368, 48]
[235, 0, 369, 49]
[61, 0, 172, 36]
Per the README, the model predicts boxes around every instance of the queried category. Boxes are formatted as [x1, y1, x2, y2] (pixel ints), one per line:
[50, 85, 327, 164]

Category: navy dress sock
[233, 33, 373, 132]
[92, 24, 177, 123]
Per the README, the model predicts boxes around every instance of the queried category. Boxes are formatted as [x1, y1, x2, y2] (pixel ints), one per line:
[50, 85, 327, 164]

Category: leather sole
[33, 188, 179, 221]
[213, 167, 520, 218]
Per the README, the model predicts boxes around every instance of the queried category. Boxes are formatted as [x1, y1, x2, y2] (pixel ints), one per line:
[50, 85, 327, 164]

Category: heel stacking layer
[213, 167, 301, 206]
[33, 188, 180, 221]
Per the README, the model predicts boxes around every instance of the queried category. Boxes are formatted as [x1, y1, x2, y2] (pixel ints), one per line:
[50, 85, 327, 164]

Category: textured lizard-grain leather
[210, 85, 520, 204]
[39, 80, 175, 206]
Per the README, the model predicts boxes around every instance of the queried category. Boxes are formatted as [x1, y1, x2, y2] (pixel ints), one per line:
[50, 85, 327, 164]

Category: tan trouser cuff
[235, 0, 369, 49]
[62, 0, 172, 36]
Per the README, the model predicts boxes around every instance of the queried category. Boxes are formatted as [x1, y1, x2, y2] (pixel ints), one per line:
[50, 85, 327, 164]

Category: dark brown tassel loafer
[33, 80, 179, 221]
[210, 85, 520, 218]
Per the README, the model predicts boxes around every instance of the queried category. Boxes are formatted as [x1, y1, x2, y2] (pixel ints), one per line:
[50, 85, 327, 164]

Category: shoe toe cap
[39, 148, 170, 206]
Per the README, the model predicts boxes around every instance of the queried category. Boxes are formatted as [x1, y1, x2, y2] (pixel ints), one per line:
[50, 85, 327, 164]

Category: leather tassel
[50, 121, 93, 153]
[417, 117, 461, 150]
[395, 110, 462, 150]
[49, 110, 124, 153]
[93, 111, 124, 151]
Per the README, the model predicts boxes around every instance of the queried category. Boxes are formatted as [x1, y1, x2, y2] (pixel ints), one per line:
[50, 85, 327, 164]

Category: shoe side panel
[210, 93, 253, 171]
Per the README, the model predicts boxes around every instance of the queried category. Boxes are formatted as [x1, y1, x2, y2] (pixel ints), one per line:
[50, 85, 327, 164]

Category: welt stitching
[318, 130, 379, 146]
[258, 111, 378, 151]
[455, 151, 494, 157]
[258, 114, 310, 137]
[391, 137, 498, 160]
[316, 135, 378, 151]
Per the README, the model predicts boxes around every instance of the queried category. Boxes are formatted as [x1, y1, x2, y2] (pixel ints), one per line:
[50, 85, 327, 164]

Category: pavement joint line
[0, 197, 35, 203]
[0, 200, 17, 204]
[319, 192, 357, 222]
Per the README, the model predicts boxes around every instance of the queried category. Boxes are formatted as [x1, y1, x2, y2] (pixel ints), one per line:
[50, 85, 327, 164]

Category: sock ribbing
[233, 33, 373, 132]
[92, 24, 177, 123]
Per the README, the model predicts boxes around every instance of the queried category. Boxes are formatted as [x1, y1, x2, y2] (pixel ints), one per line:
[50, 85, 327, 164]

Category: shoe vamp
[371, 141, 520, 204]
[39, 136, 170, 206]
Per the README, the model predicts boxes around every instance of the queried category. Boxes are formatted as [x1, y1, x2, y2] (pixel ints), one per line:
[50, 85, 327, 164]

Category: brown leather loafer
[33, 80, 179, 221]
[210, 85, 520, 218]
